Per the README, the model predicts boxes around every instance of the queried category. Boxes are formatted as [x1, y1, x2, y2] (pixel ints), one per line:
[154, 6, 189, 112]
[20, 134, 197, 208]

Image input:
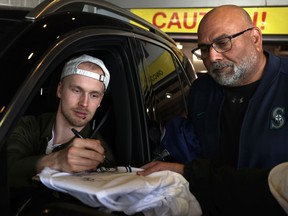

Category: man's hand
[36, 138, 105, 173]
[136, 161, 184, 176]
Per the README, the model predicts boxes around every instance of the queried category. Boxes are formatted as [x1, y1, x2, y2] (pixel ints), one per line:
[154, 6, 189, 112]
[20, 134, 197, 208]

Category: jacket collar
[251, 50, 281, 100]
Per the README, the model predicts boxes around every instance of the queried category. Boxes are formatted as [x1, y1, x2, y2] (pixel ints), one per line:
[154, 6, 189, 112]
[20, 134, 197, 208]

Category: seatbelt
[90, 108, 111, 138]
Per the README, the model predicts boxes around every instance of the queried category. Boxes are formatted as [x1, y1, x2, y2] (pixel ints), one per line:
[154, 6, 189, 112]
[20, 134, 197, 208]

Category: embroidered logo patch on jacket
[270, 107, 285, 129]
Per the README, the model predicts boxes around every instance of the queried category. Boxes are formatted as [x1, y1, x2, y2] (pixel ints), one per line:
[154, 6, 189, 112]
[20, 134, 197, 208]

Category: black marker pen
[71, 128, 84, 139]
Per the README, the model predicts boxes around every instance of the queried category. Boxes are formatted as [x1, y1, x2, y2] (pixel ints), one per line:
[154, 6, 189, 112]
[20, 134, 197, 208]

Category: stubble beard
[208, 51, 257, 87]
[60, 104, 91, 128]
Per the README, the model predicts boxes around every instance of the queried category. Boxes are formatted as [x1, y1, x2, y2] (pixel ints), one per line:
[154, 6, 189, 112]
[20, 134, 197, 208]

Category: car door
[129, 38, 196, 161]
[0, 23, 151, 214]
[0, 1, 196, 214]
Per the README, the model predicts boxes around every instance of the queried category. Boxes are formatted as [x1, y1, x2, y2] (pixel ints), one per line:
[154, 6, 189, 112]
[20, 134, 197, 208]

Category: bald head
[198, 5, 253, 39]
[195, 5, 266, 86]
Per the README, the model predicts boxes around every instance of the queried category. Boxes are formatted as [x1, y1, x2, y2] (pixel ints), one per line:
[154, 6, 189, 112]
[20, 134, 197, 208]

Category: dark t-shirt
[220, 80, 260, 167]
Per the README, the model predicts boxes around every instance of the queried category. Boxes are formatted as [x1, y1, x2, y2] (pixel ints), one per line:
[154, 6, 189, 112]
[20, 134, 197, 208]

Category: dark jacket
[188, 51, 288, 169]
[7, 113, 114, 188]
[183, 51, 288, 215]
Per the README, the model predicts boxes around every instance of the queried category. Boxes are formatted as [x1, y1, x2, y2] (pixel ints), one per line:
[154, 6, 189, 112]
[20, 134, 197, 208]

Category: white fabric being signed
[268, 162, 288, 214]
[38, 166, 202, 216]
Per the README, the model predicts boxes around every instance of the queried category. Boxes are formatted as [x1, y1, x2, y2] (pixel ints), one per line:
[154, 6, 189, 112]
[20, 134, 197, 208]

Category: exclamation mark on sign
[252, 12, 258, 26]
[261, 12, 267, 30]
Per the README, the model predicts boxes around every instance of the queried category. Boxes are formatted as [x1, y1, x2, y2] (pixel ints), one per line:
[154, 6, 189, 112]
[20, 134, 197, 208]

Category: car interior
[24, 49, 130, 163]
[8, 46, 143, 215]
[5, 39, 187, 215]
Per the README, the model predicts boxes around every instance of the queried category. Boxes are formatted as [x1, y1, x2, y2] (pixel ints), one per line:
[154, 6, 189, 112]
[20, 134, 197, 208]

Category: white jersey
[38, 166, 202, 216]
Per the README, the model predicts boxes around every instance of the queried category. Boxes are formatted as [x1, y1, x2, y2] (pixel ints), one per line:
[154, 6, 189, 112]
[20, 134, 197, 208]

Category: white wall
[106, 0, 288, 8]
[2, 0, 288, 9]
[0, 0, 43, 8]
[0, 0, 288, 8]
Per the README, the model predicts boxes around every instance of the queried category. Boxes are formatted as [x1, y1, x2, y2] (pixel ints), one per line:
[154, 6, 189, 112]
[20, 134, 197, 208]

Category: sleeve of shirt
[183, 159, 286, 216]
[7, 116, 44, 188]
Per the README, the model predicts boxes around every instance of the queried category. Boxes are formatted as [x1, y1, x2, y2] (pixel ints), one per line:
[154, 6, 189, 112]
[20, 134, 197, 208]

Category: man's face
[197, 9, 259, 86]
[57, 67, 105, 128]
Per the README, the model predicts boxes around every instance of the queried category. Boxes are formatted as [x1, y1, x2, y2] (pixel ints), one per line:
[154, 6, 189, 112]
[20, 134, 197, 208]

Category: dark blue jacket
[188, 51, 288, 169]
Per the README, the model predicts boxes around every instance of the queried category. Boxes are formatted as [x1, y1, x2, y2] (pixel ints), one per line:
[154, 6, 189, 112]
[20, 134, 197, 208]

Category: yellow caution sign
[131, 7, 288, 34]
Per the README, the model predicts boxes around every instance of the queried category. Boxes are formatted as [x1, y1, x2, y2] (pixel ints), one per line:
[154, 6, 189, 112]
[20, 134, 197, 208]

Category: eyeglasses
[191, 27, 254, 60]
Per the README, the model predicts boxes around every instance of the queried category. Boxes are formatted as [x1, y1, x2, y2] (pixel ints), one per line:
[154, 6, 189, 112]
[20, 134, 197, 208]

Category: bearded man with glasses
[138, 5, 288, 216]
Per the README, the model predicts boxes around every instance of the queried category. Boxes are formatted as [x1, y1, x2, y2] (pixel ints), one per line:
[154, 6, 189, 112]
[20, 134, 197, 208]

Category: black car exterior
[0, 0, 196, 215]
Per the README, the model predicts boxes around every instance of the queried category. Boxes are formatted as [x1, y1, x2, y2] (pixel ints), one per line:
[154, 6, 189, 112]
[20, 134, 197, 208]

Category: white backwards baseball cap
[60, 54, 110, 91]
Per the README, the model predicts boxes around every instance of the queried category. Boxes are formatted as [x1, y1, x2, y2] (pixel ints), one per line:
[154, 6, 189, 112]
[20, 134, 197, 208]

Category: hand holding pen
[71, 128, 111, 166]
[36, 128, 106, 174]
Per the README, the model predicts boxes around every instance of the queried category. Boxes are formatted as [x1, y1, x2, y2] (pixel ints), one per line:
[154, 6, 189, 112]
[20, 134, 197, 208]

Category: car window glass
[140, 41, 189, 124]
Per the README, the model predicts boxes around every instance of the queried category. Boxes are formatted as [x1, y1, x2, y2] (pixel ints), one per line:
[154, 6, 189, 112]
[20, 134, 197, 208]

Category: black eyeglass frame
[191, 27, 254, 60]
